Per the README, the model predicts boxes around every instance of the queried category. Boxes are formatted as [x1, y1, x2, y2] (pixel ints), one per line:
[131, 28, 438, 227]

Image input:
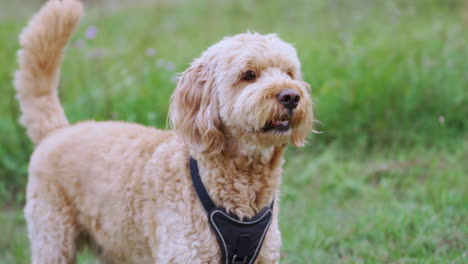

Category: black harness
[190, 157, 274, 264]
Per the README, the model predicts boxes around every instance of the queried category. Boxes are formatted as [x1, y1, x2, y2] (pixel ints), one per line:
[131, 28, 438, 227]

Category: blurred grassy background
[0, 0, 467, 263]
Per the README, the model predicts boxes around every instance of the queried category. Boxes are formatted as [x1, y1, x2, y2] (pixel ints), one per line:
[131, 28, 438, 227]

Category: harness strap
[190, 157, 216, 212]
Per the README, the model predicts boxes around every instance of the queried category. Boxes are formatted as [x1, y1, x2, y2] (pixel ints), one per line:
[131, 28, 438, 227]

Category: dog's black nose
[277, 89, 300, 110]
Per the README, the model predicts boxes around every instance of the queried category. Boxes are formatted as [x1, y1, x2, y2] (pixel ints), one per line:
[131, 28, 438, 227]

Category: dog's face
[170, 33, 313, 155]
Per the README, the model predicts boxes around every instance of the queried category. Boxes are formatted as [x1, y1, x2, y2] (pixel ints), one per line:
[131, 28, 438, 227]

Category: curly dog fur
[14, 0, 314, 263]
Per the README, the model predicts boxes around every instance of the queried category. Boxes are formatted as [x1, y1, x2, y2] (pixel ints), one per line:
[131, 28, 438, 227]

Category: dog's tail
[14, 0, 83, 145]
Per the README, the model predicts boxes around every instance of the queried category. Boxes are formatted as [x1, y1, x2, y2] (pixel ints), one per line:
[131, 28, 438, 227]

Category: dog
[14, 0, 313, 263]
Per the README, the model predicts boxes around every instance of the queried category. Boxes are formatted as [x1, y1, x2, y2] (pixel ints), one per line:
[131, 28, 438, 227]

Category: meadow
[0, 0, 467, 263]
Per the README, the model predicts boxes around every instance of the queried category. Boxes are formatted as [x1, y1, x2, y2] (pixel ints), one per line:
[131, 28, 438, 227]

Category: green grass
[0, 0, 467, 263]
[280, 142, 468, 263]
[0, 210, 28, 263]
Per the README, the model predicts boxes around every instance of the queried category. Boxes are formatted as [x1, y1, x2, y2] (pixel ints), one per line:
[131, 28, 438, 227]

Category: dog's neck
[192, 143, 285, 219]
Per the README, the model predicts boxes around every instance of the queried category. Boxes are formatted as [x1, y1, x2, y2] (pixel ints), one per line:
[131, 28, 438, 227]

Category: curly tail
[14, 0, 83, 145]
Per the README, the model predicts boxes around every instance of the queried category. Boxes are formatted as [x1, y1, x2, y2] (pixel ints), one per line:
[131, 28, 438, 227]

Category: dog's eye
[241, 70, 257, 81]
[287, 70, 294, 79]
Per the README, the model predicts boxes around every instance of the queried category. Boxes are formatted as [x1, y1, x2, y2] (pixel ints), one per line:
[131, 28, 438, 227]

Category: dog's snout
[277, 89, 300, 110]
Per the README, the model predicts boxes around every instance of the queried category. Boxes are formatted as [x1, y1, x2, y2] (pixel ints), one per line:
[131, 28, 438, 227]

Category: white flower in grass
[439, 116, 445, 125]
[156, 59, 176, 72]
[146, 48, 156, 57]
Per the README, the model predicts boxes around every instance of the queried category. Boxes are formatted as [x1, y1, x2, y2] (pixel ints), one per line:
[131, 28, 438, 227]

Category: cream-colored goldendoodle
[14, 0, 314, 263]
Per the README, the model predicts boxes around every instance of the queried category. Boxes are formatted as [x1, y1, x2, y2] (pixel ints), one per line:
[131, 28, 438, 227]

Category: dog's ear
[169, 63, 224, 155]
[291, 81, 314, 147]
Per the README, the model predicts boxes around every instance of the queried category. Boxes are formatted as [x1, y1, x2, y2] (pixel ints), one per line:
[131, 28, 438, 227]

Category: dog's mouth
[262, 118, 291, 132]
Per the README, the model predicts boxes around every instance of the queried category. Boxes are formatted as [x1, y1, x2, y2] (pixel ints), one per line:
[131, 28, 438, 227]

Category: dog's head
[170, 33, 313, 155]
